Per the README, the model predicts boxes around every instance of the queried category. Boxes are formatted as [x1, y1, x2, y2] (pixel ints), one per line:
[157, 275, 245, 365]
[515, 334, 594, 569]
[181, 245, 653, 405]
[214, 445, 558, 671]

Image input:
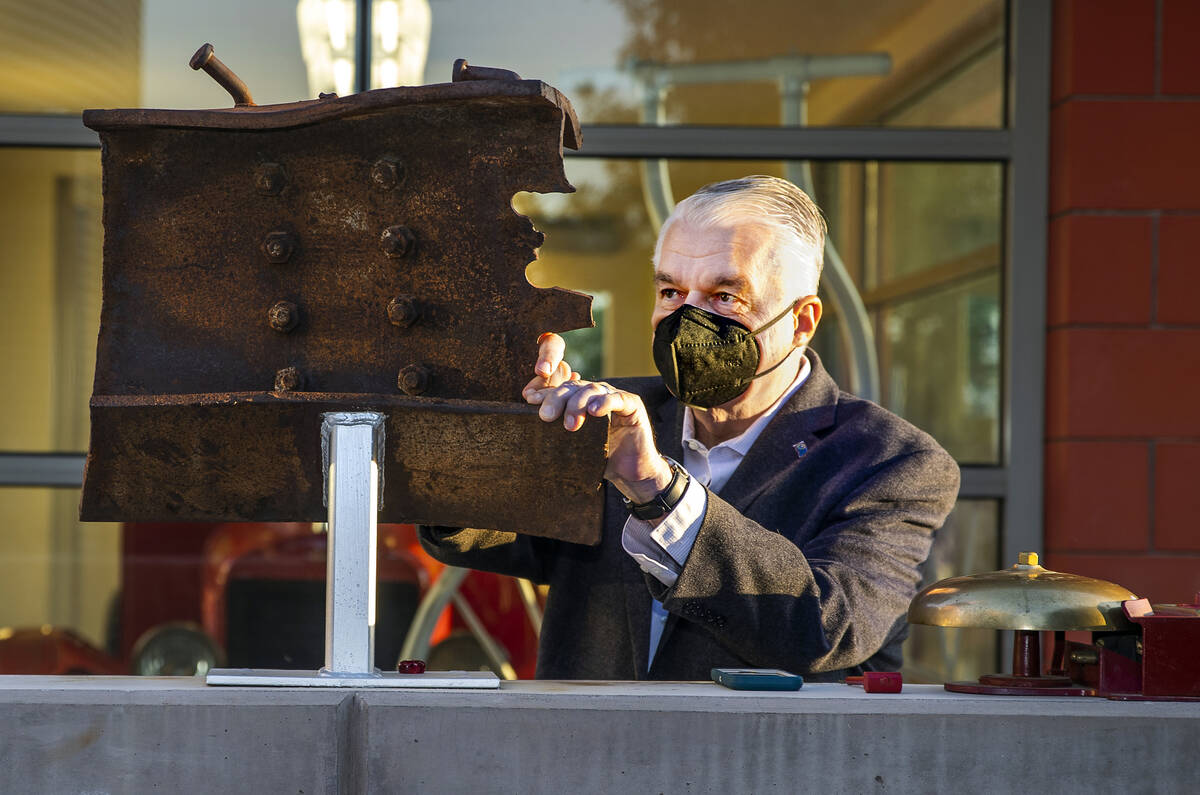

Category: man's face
[651, 218, 799, 364]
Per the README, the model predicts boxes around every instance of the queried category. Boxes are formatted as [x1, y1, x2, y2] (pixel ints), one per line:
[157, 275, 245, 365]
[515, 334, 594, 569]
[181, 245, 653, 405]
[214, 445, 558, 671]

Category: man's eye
[715, 293, 737, 304]
[660, 288, 681, 300]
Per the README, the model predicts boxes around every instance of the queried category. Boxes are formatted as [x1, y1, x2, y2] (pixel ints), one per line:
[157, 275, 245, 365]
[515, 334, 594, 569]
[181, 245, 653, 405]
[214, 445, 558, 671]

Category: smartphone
[711, 668, 804, 691]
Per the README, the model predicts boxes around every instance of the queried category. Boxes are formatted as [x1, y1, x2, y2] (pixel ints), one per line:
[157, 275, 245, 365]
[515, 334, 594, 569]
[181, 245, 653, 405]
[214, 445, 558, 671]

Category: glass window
[866, 161, 1004, 463]
[0, 0, 315, 114]
[0, 0, 141, 113]
[0, 149, 101, 453]
[0, 0, 1004, 123]
[0, 0, 1019, 683]
[521, 157, 1003, 461]
[901, 499, 1000, 684]
[143, 0, 314, 108]
[0, 488, 120, 650]
[422, 0, 1005, 127]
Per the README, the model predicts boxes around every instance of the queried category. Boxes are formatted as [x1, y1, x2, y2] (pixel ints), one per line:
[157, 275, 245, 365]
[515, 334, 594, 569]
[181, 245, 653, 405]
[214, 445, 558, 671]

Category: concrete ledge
[2, 677, 1197, 793]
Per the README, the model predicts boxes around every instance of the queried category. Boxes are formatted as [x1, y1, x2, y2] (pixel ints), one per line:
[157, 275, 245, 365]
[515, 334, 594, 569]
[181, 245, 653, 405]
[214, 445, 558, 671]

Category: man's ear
[792, 296, 822, 346]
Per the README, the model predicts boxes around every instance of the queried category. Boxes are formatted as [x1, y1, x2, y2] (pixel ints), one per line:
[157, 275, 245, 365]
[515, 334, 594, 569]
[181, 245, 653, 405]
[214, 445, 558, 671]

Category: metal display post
[206, 412, 498, 688]
[322, 411, 383, 676]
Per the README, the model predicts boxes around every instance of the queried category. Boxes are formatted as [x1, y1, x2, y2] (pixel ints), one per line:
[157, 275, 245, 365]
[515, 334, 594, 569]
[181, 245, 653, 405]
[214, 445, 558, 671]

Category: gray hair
[653, 175, 827, 296]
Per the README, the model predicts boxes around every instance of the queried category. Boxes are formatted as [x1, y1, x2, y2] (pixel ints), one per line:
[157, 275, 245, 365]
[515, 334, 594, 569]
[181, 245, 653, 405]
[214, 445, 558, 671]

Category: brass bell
[907, 552, 1137, 695]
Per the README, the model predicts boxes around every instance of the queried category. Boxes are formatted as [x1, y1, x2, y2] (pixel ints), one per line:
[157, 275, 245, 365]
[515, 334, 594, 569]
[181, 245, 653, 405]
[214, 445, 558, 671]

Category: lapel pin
[793, 441, 808, 458]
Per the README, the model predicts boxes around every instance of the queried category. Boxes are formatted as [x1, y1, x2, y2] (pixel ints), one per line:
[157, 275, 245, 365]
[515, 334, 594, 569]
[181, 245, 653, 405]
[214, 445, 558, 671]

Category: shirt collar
[681, 351, 812, 456]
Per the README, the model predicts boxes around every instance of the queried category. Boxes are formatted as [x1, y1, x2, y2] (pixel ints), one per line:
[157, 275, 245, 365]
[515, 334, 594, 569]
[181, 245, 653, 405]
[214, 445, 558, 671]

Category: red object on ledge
[397, 659, 426, 674]
[846, 672, 903, 693]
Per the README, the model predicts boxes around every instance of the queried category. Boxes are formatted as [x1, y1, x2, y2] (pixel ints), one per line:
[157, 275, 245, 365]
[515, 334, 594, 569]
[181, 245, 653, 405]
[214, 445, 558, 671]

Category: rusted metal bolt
[262, 231, 296, 264]
[268, 300, 300, 333]
[452, 59, 522, 82]
[398, 364, 430, 395]
[255, 162, 287, 196]
[370, 158, 404, 191]
[387, 295, 420, 328]
[274, 367, 302, 392]
[190, 42, 256, 107]
[380, 225, 416, 258]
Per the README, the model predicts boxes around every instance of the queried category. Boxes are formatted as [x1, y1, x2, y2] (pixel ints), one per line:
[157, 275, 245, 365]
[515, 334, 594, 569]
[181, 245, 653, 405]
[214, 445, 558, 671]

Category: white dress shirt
[621, 353, 812, 667]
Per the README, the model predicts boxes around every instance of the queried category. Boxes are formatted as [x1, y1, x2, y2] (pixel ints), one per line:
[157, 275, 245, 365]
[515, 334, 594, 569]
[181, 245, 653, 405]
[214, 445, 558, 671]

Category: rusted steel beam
[82, 393, 605, 544]
[79, 60, 605, 543]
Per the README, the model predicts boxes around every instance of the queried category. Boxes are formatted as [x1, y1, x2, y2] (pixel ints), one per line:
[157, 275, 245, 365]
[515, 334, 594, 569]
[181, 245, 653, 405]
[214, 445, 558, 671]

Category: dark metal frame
[0, 0, 1050, 565]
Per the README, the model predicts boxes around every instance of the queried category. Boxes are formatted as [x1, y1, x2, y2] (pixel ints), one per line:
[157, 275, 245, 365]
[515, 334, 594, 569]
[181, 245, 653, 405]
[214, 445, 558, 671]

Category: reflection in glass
[141, 0, 312, 109]
[0, 488, 121, 659]
[0, 0, 1003, 122]
[867, 161, 1003, 463]
[369, 0, 432, 89]
[0, 0, 140, 113]
[0, 149, 102, 454]
[424, 0, 1005, 127]
[880, 277, 1001, 464]
[902, 499, 1000, 684]
[298, 0, 360, 97]
[297, 0, 434, 95]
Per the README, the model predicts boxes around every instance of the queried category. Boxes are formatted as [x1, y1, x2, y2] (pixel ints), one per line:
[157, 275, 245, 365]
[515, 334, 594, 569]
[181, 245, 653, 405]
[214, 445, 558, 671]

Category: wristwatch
[622, 457, 690, 520]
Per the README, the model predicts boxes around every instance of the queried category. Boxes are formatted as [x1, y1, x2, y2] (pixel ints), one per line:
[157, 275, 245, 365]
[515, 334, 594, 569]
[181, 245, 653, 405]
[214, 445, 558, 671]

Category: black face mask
[652, 301, 798, 408]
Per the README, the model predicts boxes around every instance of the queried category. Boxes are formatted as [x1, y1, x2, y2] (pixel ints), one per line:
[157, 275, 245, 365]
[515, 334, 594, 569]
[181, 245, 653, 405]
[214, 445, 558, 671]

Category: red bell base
[1106, 692, 1200, 702]
[946, 678, 1096, 697]
[978, 672, 1073, 688]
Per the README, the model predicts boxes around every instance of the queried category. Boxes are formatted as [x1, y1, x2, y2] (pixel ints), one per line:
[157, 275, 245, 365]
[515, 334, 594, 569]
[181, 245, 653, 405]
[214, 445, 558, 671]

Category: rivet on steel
[274, 367, 302, 392]
[370, 157, 404, 191]
[452, 59, 522, 82]
[255, 162, 288, 196]
[387, 295, 420, 328]
[380, 225, 417, 258]
[262, 231, 297, 264]
[268, 301, 300, 333]
[398, 364, 431, 395]
[189, 43, 256, 107]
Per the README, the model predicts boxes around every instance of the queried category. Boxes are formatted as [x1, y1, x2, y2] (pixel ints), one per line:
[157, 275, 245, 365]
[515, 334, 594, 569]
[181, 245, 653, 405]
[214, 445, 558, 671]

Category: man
[420, 175, 959, 680]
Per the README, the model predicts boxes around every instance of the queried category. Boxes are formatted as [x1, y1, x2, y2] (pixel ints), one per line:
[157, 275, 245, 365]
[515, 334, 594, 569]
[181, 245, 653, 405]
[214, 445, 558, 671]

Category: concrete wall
[2, 678, 1198, 794]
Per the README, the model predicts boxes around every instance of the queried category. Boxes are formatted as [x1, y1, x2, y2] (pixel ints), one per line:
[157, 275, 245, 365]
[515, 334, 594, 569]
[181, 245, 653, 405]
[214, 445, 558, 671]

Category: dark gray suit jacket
[420, 352, 960, 680]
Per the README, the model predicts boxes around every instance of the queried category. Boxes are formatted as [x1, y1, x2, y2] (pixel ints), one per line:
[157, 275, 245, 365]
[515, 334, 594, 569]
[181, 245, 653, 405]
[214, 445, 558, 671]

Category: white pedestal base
[205, 668, 500, 688]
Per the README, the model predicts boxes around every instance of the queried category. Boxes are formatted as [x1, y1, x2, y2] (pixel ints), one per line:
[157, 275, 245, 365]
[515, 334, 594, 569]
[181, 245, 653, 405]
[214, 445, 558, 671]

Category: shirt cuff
[620, 476, 707, 587]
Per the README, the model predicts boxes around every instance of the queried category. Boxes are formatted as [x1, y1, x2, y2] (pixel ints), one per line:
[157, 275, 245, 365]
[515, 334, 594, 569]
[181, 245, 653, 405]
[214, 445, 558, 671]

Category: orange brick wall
[1045, 0, 1200, 602]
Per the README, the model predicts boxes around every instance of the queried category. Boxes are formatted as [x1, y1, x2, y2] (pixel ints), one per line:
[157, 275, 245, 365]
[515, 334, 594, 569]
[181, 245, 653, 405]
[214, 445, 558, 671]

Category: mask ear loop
[746, 298, 804, 384]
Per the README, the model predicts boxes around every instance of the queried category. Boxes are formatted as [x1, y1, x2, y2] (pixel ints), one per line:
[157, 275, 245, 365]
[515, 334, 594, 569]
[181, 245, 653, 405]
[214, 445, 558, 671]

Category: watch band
[622, 457, 690, 520]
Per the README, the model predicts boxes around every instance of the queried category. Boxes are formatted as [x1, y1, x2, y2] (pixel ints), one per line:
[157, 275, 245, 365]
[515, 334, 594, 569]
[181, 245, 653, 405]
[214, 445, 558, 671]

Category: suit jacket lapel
[654, 397, 686, 463]
[718, 351, 839, 513]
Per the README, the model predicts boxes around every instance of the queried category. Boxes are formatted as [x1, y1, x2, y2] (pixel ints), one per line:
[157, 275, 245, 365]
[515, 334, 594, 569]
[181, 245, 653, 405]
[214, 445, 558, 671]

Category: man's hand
[523, 333, 673, 504]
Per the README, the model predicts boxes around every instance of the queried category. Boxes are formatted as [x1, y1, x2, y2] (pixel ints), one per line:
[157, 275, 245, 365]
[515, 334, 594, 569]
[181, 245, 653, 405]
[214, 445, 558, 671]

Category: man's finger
[586, 390, 638, 419]
[535, 333, 565, 378]
[522, 358, 574, 401]
[537, 383, 577, 423]
[553, 359, 572, 387]
[563, 382, 611, 431]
